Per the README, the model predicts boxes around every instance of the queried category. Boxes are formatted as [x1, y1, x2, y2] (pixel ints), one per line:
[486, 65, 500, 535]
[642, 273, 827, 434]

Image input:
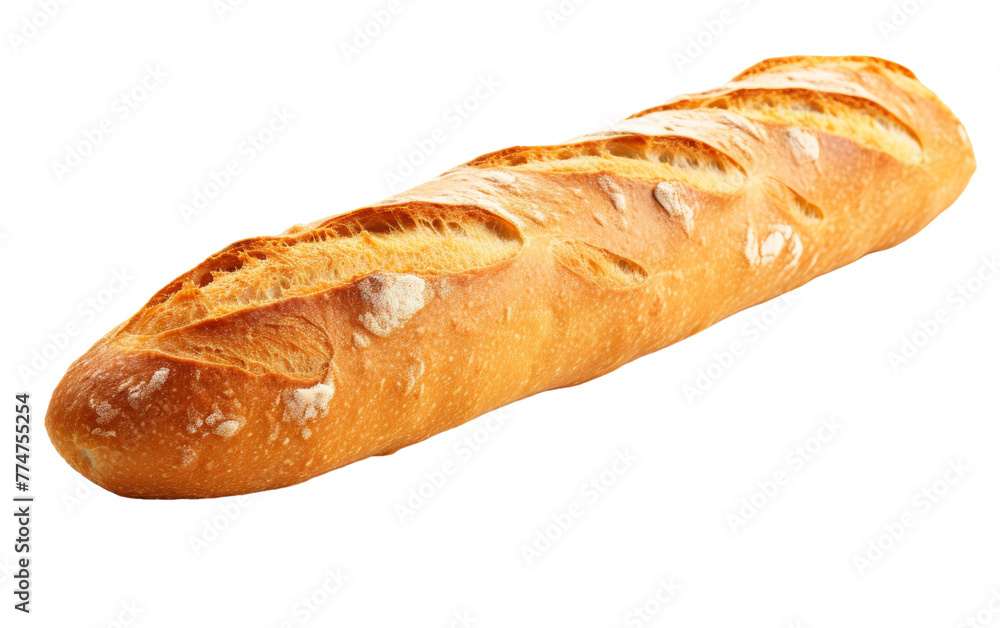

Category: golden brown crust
[45, 56, 976, 498]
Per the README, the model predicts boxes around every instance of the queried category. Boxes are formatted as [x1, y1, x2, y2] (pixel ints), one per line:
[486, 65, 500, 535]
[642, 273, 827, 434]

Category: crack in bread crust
[125, 204, 525, 336]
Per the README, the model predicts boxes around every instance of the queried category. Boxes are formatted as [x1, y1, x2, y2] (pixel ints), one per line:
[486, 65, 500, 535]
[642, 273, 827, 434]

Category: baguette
[45, 56, 976, 499]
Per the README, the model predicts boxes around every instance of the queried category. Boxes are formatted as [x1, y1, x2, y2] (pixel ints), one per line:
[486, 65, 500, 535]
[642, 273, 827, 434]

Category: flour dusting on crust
[285, 383, 335, 423]
[956, 123, 970, 145]
[598, 176, 628, 215]
[479, 170, 519, 188]
[214, 420, 242, 438]
[126, 367, 170, 409]
[89, 399, 120, 424]
[358, 273, 427, 337]
[718, 112, 766, 141]
[654, 181, 695, 236]
[403, 359, 426, 395]
[745, 224, 799, 266]
[786, 128, 820, 162]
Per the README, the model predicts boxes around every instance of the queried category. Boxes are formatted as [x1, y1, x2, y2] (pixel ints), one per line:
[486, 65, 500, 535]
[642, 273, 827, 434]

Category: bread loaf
[45, 56, 976, 498]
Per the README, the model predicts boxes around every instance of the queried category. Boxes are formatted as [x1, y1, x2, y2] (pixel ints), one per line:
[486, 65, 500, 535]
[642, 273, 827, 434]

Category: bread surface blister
[45, 56, 975, 498]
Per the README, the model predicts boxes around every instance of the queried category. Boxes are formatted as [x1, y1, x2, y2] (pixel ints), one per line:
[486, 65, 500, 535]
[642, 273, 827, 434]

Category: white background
[2, 0, 998, 626]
